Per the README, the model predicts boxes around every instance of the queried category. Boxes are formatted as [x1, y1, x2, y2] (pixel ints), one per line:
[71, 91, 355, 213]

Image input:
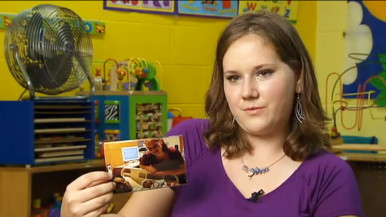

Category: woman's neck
[243, 128, 289, 162]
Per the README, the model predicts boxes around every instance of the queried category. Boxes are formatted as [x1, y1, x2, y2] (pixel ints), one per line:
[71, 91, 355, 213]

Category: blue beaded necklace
[241, 154, 286, 179]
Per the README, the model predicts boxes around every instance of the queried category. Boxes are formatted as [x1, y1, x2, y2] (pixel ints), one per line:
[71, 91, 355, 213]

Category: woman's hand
[147, 165, 158, 173]
[153, 171, 168, 177]
[140, 164, 158, 173]
[61, 171, 116, 217]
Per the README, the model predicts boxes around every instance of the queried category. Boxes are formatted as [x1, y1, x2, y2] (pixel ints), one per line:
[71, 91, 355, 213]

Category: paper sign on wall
[104, 0, 176, 15]
[238, 1, 299, 23]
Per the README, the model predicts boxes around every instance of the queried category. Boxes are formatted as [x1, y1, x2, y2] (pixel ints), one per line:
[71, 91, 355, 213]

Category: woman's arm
[140, 164, 158, 173]
[117, 187, 175, 217]
[154, 162, 186, 177]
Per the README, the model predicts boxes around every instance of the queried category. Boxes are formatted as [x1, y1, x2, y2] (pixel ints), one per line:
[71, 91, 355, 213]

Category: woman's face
[223, 34, 299, 137]
[146, 140, 162, 156]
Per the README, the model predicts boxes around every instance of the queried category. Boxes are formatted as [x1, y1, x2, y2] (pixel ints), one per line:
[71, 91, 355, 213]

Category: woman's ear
[296, 80, 301, 93]
[295, 71, 302, 93]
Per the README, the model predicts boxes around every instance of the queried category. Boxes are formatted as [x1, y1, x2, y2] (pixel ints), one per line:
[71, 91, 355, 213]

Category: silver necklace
[241, 154, 286, 179]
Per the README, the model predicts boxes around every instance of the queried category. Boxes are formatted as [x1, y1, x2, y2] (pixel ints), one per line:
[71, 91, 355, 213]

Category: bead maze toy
[125, 57, 161, 91]
[101, 57, 161, 92]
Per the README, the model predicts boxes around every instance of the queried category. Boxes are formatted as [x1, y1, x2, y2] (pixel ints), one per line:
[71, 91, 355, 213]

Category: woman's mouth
[244, 106, 264, 114]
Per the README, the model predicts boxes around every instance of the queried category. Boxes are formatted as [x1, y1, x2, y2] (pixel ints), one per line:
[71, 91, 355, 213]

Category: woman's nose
[241, 78, 258, 99]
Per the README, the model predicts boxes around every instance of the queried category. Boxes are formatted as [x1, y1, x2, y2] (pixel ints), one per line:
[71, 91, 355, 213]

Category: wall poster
[238, 0, 298, 23]
[104, 0, 176, 15]
[177, 0, 238, 18]
[343, 0, 386, 106]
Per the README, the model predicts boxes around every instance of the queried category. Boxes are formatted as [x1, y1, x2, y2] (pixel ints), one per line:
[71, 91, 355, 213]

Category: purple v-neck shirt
[167, 119, 363, 217]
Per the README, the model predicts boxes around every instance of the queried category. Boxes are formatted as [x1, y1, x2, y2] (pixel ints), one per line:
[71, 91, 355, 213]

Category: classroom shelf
[91, 91, 168, 142]
[0, 159, 105, 217]
[0, 98, 96, 165]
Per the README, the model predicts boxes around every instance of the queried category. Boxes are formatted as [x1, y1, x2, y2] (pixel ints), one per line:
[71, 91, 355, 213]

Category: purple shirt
[167, 119, 363, 217]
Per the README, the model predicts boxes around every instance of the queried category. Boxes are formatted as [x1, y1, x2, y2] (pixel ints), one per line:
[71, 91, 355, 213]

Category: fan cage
[5, 4, 93, 96]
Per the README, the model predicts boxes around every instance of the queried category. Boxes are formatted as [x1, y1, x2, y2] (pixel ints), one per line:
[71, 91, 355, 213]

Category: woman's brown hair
[204, 11, 330, 161]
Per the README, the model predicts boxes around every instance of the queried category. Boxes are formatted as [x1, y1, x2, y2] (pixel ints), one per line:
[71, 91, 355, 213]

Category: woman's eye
[226, 75, 240, 82]
[256, 69, 273, 78]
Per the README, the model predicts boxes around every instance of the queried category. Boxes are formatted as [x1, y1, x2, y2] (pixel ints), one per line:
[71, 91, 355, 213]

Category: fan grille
[5, 4, 93, 95]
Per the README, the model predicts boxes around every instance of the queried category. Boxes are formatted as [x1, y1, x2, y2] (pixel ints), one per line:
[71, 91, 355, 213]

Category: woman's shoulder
[299, 149, 355, 183]
[168, 119, 210, 134]
[166, 119, 211, 167]
[306, 149, 349, 168]
[166, 119, 210, 141]
[296, 150, 363, 216]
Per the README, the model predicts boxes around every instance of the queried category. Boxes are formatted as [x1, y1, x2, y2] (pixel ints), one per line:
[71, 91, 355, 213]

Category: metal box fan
[4, 4, 95, 99]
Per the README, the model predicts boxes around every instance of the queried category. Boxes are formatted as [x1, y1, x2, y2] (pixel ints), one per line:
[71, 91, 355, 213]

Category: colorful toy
[94, 67, 103, 91]
[135, 103, 163, 139]
[105, 129, 121, 141]
[103, 58, 118, 91]
[99, 57, 161, 92]
[116, 61, 128, 90]
[126, 57, 161, 91]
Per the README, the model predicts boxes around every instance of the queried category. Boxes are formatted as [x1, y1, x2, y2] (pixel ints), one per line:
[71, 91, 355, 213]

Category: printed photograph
[104, 135, 186, 193]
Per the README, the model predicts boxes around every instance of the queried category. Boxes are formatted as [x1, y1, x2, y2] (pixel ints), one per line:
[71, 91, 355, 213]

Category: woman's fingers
[61, 171, 115, 217]
[149, 166, 158, 173]
[63, 191, 112, 217]
[67, 171, 112, 191]
[80, 181, 115, 202]
[64, 179, 115, 208]
[79, 188, 114, 215]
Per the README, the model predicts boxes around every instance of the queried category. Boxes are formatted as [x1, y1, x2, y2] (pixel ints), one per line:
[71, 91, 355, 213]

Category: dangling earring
[295, 93, 305, 124]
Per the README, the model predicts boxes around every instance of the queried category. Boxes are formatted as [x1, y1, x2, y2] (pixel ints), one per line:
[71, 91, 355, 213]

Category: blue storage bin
[341, 135, 378, 153]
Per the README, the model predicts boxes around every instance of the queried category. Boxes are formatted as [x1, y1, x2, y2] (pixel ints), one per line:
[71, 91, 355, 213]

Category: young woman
[139, 138, 186, 183]
[61, 11, 363, 217]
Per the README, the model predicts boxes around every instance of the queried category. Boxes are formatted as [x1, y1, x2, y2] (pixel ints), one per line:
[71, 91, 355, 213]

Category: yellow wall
[0, 1, 316, 119]
[316, 1, 385, 144]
